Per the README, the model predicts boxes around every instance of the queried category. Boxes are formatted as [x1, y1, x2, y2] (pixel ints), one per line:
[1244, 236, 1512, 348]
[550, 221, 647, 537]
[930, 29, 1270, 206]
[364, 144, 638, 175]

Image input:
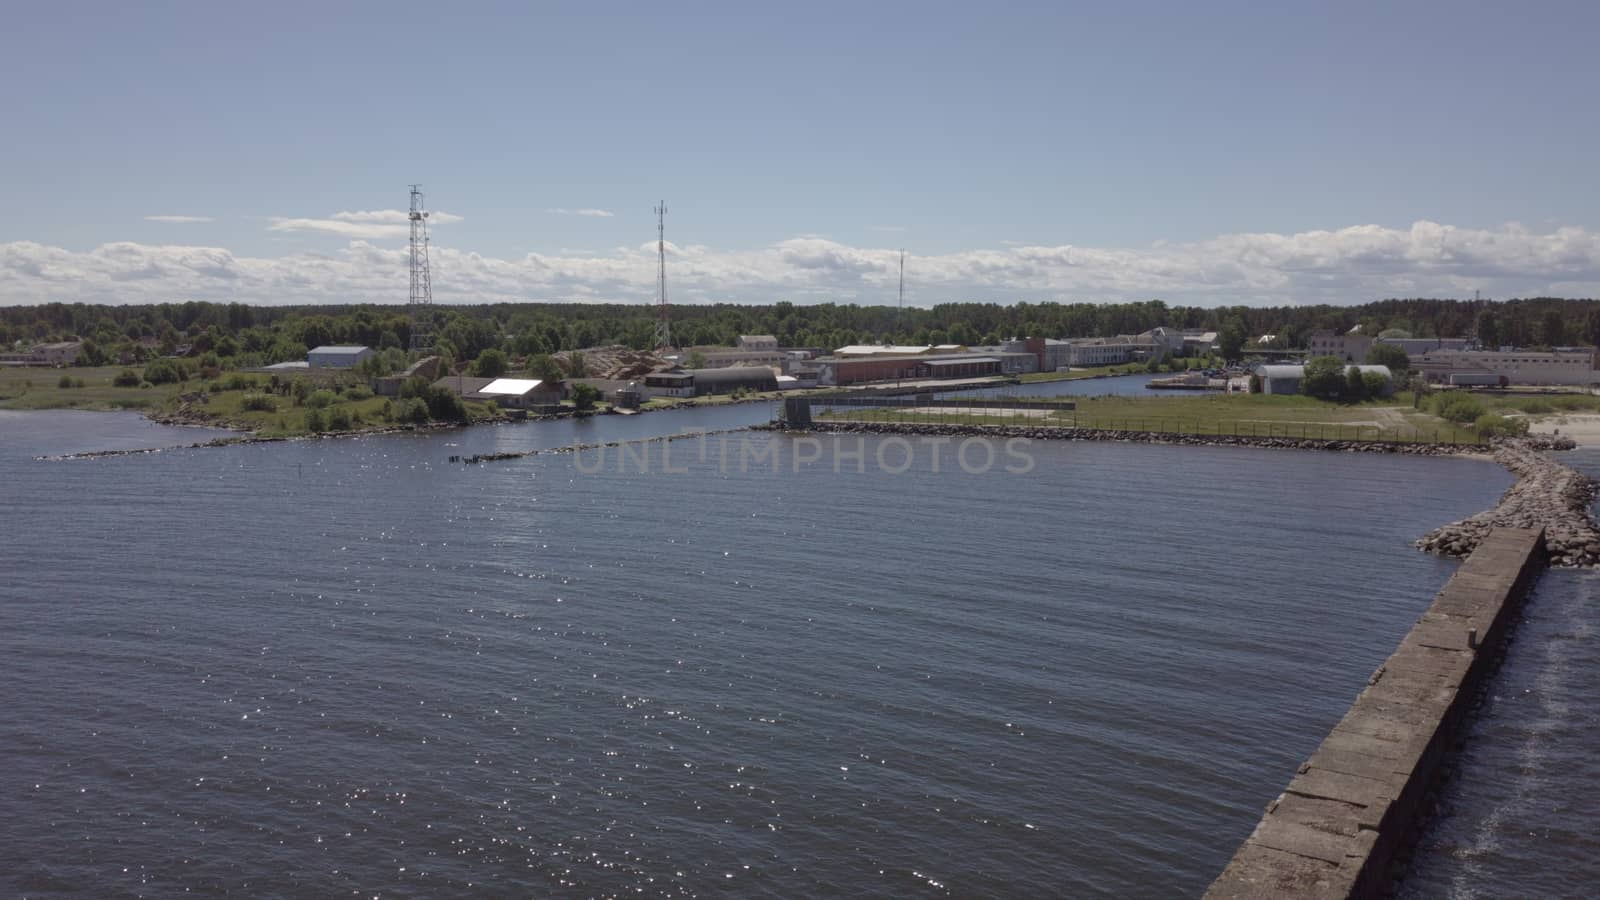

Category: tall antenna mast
[898, 249, 905, 332]
[654, 201, 672, 350]
[408, 184, 435, 354]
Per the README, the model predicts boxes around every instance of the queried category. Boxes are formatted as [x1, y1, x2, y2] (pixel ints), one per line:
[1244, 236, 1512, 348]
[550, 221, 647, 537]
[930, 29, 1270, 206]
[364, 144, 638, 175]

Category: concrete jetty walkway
[1206, 527, 1546, 898]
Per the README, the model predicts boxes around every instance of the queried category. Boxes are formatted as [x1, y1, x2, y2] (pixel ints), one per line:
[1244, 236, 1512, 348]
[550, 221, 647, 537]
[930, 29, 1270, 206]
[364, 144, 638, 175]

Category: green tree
[142, 357, 185, 384]
[1218, 317, 1247, 361]
[570, 382, 602, 411]
[686, 349, 708, 369]
[1300, 356, 1346, 400]
[566, 351, 588, 378]
[1476, 308, 1501, 349]
[1541, 309, 1566, 347]
[1344, 365, 1368, 402]
[1365, 343, 1410, 374]
[527, 353, 564, 382]
[472, 348, 510, 377]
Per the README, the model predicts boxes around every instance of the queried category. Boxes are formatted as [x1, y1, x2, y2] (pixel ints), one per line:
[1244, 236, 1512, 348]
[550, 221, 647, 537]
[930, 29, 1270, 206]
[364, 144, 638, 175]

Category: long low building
[0, 341, 84, 367]
[1413, 349, 1598, 386]
[642, 366, 779, 397]
[811, 353, 1003, 386]
[1258, 364, 1395, 396]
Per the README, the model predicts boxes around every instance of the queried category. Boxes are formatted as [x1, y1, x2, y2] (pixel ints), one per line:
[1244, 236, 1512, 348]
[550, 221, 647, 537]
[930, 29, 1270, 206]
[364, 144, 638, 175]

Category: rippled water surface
[1401, 447, 1600, 899]
[0, 408, 1512, 896]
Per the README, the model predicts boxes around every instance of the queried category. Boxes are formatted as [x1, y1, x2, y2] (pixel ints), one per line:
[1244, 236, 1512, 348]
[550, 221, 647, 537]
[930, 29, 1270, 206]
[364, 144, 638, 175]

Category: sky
[4, 0, 1600, 308]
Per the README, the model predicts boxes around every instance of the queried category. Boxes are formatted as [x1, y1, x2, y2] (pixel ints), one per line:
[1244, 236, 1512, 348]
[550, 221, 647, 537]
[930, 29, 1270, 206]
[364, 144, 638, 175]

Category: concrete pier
[1206, 527, 1546, 899]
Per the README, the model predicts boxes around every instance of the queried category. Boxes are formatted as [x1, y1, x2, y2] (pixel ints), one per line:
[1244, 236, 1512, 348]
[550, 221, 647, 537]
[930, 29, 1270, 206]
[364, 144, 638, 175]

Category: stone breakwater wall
[1416, 440, 1600, 567]
[763, 420, 1498, 456]
[1206, 527, 1547, 899]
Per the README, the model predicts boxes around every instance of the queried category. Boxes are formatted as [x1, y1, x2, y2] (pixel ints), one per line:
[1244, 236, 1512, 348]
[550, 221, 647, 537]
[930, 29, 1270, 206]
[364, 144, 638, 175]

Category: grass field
[0, 365, 502, 437]
[0, 365, 184, 411]
[817, 392, 1485, 443]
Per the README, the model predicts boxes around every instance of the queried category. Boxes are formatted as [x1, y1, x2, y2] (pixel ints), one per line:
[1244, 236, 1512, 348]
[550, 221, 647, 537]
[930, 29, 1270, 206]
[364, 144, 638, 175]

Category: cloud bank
[547, 208, 616, 218]
[144, 215, 215, 224]
[3, 221, 1598, 307]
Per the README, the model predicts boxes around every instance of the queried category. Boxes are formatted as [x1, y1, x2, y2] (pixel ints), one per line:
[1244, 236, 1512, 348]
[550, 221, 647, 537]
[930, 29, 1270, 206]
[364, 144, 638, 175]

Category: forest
[3, 296, 1598, 370]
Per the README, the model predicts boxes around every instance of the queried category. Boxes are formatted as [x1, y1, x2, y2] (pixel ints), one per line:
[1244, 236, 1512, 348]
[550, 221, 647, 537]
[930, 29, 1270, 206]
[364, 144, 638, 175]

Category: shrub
[1361, 371, 1389, 398]
[423, 385, 468, 421]
[1519, 400, 1554, 415]
[472, 348, 510, 377]
[1431, 391, 1486, 424]
[57, 374, 74, 388]
[1300, 356, 1347, 400]
[113, 369, 141, 387]
[1475, 413, 1529, 438]
[570, 382, 602, 411]
[396, 397, 430, 423]
[343, 385, 373, 401]
[143, 358, 186, 385]
[240, 393, 277, 412]
[304, 408, 328, 433]
[327, 407, 354, 430]
[214, 372, 257, 392]
[305, 389, 337, 409]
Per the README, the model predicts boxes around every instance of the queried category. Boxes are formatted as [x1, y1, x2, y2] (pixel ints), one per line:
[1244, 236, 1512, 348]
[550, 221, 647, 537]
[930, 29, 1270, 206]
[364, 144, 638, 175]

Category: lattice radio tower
[654, 201, 672, 350]
[408, 184, 436, 354]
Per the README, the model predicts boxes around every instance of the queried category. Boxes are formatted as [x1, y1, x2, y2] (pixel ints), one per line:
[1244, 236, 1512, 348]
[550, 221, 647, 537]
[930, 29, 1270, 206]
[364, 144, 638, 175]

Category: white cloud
[268, 209, 463, 239]
[3, 221, 1599, 307]
[547, 208, 615, 218]
[144, 215, 214, 224]
[329, 209, 464, 224]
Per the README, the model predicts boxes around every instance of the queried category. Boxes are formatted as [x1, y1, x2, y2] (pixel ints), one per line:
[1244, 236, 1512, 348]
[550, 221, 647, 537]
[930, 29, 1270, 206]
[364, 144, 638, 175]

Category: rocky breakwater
[768, 420, 1486, 456]
[1417, 436, 1598, 567]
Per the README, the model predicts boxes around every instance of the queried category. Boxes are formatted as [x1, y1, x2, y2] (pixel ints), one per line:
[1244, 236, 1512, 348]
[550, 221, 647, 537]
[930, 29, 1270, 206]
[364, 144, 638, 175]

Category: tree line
[3, 296, 1598, 369]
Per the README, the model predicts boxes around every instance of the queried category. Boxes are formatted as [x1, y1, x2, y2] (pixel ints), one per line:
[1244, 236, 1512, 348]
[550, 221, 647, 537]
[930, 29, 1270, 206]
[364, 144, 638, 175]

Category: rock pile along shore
[764, 420, 1493, 455]
[1417, 438, 1600, 567]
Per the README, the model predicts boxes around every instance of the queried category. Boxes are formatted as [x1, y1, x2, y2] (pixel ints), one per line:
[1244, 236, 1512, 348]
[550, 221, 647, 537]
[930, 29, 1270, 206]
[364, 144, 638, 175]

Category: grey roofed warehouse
[684, 366, 778, 395]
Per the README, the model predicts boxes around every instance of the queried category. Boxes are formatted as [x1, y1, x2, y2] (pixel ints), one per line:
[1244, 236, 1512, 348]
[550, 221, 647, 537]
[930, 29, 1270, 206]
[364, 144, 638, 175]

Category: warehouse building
[684, 366, 778, 395]
[1412, 349, 1597, 386]
[307, 345, 374, 368]
[432, 376, 564, 409]
[1257, 364, 1395, 396]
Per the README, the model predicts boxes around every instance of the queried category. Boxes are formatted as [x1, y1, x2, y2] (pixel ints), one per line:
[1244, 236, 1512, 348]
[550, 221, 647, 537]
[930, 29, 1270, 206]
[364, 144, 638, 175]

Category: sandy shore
[1529, 413, 1600, 447]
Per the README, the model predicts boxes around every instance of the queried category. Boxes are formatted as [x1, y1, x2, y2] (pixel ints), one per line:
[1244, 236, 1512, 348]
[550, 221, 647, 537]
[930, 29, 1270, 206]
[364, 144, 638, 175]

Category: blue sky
[4, 0, 1599, 307]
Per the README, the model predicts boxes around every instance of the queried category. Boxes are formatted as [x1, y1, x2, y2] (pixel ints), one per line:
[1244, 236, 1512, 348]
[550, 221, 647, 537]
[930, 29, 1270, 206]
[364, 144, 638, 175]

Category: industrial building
[432, 376, 564, 409]
[1412, 349, 1597, 386]
[1375, 336, 1473, 356]
[0, 341, 84, 367]
[641, 366, 779, 397]
[307, 345, 375, 368]
[684, 366, 779, 395]
[1001, 337, 1073, 372]
[811, 353, 1003, 386]
[1306, 331, 1374, 363]
[1258, 364, 1395, 396]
